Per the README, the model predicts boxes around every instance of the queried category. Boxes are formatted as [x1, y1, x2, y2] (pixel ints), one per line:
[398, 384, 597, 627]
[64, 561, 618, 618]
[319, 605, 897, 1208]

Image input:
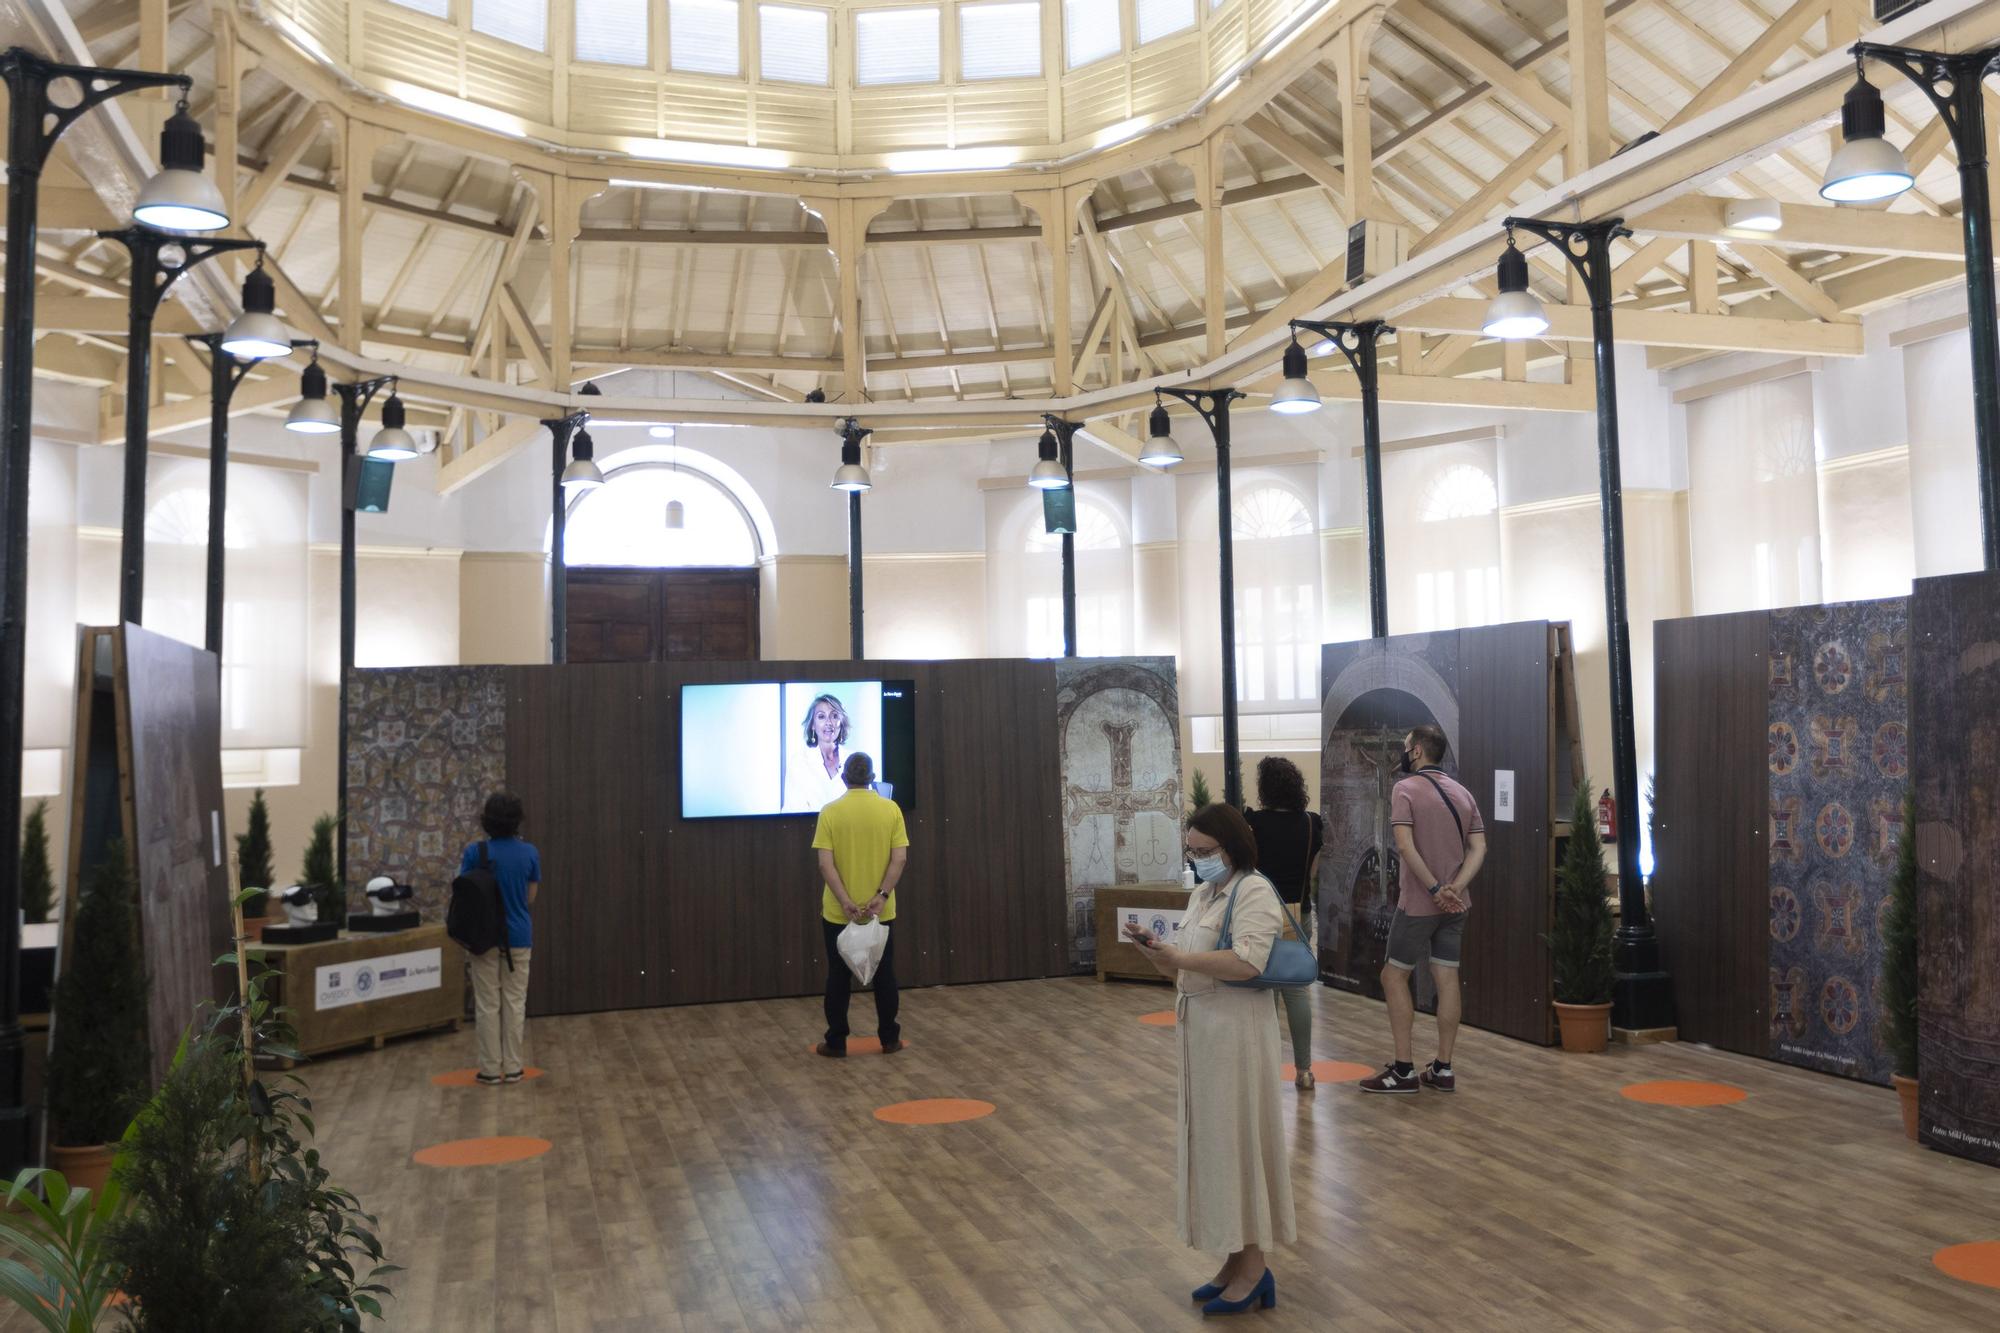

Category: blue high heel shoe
[1192, 1282, 1225, 1302]
[1201, 1268, 1275, 1316]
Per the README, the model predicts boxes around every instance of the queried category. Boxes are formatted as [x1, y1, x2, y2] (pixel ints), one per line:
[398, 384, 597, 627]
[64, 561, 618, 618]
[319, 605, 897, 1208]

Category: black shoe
[815, 1042, 846, 1058]
[475, 1072, 503, 1086]
[879, 1038, 904, 1054]
[503, 1069, 525, 1084]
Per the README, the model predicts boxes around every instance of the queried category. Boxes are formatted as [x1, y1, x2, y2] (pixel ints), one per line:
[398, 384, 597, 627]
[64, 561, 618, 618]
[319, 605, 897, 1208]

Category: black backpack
[446, 842, 513, 970]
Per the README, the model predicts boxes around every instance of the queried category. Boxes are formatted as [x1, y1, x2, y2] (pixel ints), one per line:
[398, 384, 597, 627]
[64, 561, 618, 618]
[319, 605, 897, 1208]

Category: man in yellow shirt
[812, 753, 910, 1057]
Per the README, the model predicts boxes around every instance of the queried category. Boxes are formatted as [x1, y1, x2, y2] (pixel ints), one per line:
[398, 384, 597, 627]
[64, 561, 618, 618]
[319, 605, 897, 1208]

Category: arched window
[1419, 464, 1498, 521]
[1023, 495, 1128, 657]
[1386, 449, 1502, 632]
[1229, 482, 1317, 706]
[561, 463, 762, 567]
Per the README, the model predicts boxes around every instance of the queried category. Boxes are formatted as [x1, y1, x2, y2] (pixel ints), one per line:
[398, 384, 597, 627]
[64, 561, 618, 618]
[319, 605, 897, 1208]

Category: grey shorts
[1386, 909, 1467, 970]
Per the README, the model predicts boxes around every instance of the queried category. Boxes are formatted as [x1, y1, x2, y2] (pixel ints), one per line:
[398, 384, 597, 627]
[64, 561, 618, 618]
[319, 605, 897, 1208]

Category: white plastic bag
[837, 919, 889, 986]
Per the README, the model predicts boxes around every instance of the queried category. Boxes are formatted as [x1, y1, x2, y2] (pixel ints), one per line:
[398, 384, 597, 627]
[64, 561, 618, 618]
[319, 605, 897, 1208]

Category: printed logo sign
[314, 947, 442, 1011]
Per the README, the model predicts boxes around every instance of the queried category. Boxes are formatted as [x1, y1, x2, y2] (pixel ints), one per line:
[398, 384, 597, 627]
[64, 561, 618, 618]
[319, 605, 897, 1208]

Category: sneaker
[475, 1072, 503, 1086]
[1419, 1060, 1456, 1093]
[503, 1070, 525, 1084]
[1358, 1064, 1421, 1094]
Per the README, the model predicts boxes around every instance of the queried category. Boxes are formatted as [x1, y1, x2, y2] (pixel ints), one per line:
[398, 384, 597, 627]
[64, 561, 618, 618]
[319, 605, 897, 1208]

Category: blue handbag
[1216, 874, 1318, 990]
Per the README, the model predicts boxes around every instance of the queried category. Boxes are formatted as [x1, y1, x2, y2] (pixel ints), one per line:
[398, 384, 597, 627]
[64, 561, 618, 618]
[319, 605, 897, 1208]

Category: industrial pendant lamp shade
[1140, 401, 1183, 467]
[561, 429, 605, 489]
[831, 435, 872, 492]
[1270, 338, 1322, 414]
[366, 390, 420, 461]
[132, 101, 229, 232]
[1028, 428, 1071, 489]
[1821, 70, 1914, 203]
[1482, 237, 1549, 339]
[285, 359, 340, 434]
[220, 264, 292, 359]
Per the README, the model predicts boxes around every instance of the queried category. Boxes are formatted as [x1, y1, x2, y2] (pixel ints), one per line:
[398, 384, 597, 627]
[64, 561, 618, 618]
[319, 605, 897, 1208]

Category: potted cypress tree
[1881, 791, 1920, 1140]
[235, 788, 276, 925]
[301, 813, 339, 925]
[1549, 781, 1616, 1052]
[20, 799, 54, 925]
[44, 841, 151, 1193]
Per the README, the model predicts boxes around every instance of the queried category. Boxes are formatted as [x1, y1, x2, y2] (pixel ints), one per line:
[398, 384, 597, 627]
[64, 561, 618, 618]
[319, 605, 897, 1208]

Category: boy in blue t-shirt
[460, 792, 541, 1085]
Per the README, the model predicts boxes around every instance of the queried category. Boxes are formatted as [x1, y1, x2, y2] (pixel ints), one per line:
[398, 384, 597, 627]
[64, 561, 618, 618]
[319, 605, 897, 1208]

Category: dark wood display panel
[504, 659, 1068, 1017]
[1651, 610, 1771, 1059]
[565, 568, 759, 664]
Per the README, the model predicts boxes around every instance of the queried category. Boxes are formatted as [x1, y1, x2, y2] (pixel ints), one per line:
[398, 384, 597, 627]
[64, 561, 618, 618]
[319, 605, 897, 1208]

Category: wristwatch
[1427, 883, 1443, 897]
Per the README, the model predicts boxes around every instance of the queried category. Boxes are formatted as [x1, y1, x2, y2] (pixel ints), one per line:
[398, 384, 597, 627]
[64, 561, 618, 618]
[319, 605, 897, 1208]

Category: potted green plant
[300, 812, 340, 924]
[0, 1166, 130, 1331]
[20, 799, 55, 925]
[44, 842, 150, 1193]
[235, 788, 276, 926]
[1188, 768, 1211, 813]
[1882, 791, 1920, 1140]
[1549, 781, 1616, 1052]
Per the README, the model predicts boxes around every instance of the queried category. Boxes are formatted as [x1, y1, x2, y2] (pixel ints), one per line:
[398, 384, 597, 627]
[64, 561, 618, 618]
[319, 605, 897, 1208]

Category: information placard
[314, 947, 444, 1011]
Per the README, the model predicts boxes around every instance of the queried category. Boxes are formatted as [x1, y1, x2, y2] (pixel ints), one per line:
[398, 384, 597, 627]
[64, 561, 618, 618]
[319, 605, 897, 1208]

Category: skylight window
[856, 7, 942, 86]
[1065, 0, 1120, 70]
[672, 0, 742, 76]
[760, 5, 831, 84]
[576, 0, 649, 65]
[472, 0, 546, 50]
[1136, 0, 1195, 43]
[960, 2, 1041, 80]
[385, 0, 449, 16]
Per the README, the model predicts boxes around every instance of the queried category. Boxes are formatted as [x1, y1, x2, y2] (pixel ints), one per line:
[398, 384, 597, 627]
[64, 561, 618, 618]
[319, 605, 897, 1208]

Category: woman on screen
[785, 693, 855, 812]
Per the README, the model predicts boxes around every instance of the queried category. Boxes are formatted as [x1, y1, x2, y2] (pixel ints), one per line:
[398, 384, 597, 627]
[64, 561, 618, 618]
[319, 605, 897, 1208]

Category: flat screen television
[680, 679, 916, 819]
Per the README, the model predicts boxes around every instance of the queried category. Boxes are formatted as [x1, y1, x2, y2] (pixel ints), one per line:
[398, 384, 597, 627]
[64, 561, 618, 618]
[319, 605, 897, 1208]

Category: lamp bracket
[98, 229, 265, 320]
[331, 375, 395, 438]
[1041, 414, 1080, 471]
[1503, 216, 1629, 298]
[1853, 42, 2000, 161]
[0, 48, 190, 170]
[1290, 318, 1394, 383]
[539, 411, 589, 443]
[1159, 386, 1245, 435]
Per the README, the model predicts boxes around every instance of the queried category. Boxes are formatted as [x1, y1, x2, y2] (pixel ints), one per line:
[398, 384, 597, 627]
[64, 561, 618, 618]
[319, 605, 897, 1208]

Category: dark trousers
[823, 918, 898, 1050]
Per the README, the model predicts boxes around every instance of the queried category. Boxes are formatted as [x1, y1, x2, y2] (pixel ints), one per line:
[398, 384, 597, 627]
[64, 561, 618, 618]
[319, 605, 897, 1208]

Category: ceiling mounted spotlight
[285, 354, 340, 435]
[1140, 395, 1183, 468]
[219, 257, 292, 359]
[561, 428, 604, 489]
[1269, 334, 1322, 415]
[1482, 229, 1550, 339]
[366, 383, 419, 461]
[1028, 427, 1070, 490]
[831, 421, 872, 492]
[132, 99, 229, 232]
[1723, 196, 1784, 232]
[805, 387, 828, 404]
[1822, 62, 1914, 203]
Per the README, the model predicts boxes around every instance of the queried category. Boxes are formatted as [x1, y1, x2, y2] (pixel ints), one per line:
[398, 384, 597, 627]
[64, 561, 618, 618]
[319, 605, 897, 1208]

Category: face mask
[1191, 852, 1229, 883]
[1398, 748, 1416, 774]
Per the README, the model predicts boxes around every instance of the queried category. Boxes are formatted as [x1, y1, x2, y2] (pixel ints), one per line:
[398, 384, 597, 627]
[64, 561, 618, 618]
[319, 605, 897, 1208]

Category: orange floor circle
[1620, 1079, 1748, 1107]
[1283, 1060, 1376, 1082]
[873, 1098, 996, 1125]
[1138, 1011, 1178, 1027]
[806, 1037, 909, 1055]
[413, 1136, 553, 1167]
[1933, 1241, 2000, 1289]
[431, 1067, 546, 1087]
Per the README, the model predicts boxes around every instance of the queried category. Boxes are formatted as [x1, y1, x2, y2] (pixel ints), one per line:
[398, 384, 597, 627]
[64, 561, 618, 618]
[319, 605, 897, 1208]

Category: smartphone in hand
[1123, 922, 1156, 948]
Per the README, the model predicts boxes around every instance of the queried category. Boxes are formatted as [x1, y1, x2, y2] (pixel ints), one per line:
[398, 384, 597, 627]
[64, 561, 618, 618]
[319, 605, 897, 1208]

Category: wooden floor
[267, 980, 1998, 1330]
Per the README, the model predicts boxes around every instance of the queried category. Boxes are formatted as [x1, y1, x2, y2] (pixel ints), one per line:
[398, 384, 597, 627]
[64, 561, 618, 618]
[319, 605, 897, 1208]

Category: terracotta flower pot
[1553, 1001, 1613, 1053]
[1892, 1073, 1919, 1142]
[49, 1142, 116, 1196]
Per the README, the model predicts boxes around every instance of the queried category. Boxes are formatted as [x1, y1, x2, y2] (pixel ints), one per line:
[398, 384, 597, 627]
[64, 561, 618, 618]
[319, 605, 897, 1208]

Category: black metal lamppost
[1147, 387, 1248, 810]
[188, 332, 319, 656]
[1029, 416, 1080, 657]
[830, 417, 873, 660]
[1482, 216, 1674, 1033]
[545, 383, 601, 665]
[98, 230, 270, 625]
[0, 46, 233, 1176]
[1272, 319, 1396, 639]
[1822, 47, 2000, 568]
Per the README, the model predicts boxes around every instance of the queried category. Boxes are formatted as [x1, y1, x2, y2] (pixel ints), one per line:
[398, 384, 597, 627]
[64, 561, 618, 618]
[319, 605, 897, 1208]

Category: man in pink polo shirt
[1359, 724, 1487, 1096]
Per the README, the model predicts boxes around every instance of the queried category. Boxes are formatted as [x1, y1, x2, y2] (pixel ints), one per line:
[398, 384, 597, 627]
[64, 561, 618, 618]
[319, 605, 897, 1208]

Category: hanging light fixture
[1028, 427, 1071, 489]
[1269, 335, 1322, 414]
[1140, 394, 1183, 467]
[366, 381, 419, 461]
[1482, 229, 1550, 339]
[1821, 62, 1914, 203]
[561, 428, 604, 489]
[831, 421, 872, 492]
[132, 98, 230, 232]
[219, 257, 292, 359]
[285, 354, 340, 434]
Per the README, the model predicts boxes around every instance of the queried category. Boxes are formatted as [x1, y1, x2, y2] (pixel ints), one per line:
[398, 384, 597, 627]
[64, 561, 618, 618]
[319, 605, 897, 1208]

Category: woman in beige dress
[1126, 803, 1297, 1316]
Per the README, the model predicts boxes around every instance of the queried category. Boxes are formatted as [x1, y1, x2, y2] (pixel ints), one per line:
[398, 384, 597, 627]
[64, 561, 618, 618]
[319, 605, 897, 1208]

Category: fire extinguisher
[1597, 788, 1618, 843]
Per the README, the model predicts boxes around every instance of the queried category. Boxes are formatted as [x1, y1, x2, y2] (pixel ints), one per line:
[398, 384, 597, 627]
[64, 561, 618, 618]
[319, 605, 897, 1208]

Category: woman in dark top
[1245, 757, 1324, 1089]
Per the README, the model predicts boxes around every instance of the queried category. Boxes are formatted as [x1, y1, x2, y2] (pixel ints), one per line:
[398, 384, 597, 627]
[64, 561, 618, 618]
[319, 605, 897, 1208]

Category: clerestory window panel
[672, 0, 743, 76]
[855, 7, 942, 86]
[760, 4, 831, 84]
[959, 2, 1041, 80]
[576, 0, 650, 65]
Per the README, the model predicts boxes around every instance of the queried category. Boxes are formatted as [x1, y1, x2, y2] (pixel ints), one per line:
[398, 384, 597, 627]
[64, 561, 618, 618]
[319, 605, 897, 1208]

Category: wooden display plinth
[1095, 883, 1191, 983]
[257, 923, 463, 1063]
